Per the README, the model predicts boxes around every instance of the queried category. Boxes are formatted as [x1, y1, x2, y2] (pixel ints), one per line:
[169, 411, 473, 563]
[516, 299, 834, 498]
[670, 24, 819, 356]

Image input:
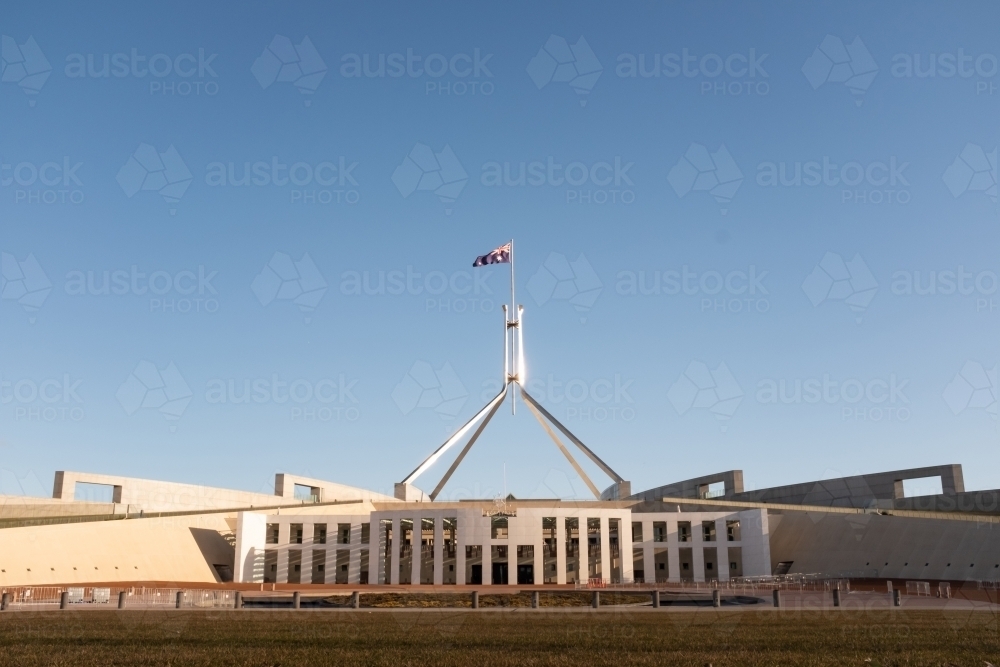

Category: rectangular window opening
[703, 481, 725, 499]
[293, 484, 321, 502]
[74, 482, 118, 503]
[901, 476, 944, 498]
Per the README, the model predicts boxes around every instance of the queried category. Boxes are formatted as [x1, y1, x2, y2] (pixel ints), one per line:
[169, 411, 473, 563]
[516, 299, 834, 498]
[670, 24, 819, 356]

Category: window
[314, 524, 327, 545]
[901, 476, 943, 498]
[74, 482, 118, 503]
[266, 523, 279, 544]
[702, 521, 716, 542]
[491, 516, 508, 539]
[678, 522, 691, 543]
[361, 523, 370, 544]
[632, 522, 643, 542]
[338, 523, 351, 545]
[726, 520, 741, 542]
[290, 524, 303, 544]
[293, 484, 320, 502]
[703, 481, 725, 499]
[653, 521, 666, 543]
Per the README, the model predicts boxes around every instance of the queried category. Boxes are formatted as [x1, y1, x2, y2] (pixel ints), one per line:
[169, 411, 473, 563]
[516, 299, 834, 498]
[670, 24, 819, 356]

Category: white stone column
[390, 518, 400, 585]
[325, 547, 336, 585]
[534, 536, 543, 586]
[303, 522, 314, 548]
[481, 541, 492, 585]
[234, 512, 266, 583]
[277, 548, 289, 584]
[663, 518, 677, 581]
[738, 509, 771, 577]
[621, 514, 634, 583]
[715, 518, 730, 582]
[349, 524, 363, 584]
[599, 517, 610, 583]
[433, 516, 444, 585]
[411, 518, 421, 586]
[693, 519, 706, 583]
[556, 516, 566, 585]
[639, 520, 652, 582]
[375, 519, 387, 585]
[579, 518, 589, 584]
[456, 515, 467, 584]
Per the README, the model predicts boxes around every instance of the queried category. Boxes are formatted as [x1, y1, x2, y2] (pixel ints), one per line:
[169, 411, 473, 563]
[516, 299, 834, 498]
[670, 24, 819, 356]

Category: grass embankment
[0, 609, 997, 666]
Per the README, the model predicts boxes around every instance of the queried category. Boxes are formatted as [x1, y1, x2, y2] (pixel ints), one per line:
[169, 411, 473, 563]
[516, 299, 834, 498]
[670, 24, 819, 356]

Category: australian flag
[473, 242, 511, 267]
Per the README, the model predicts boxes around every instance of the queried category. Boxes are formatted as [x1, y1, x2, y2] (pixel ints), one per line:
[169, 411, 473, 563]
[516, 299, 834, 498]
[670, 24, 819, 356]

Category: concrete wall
[768, 510, 1000, 581]
[0, 514, 234, 586]
[276, 474, 397, 503]
[50, 471, 396, 513]
[732, 465, 965, 508]
[633, 465, 966, 510]
[628, 471, 744, 502]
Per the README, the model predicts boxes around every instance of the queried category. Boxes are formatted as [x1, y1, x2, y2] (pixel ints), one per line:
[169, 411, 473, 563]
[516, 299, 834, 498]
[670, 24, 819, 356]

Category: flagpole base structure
[393, 483, 430, 501]
[398, 379, 628, 502]
[398, 243, 629, 501]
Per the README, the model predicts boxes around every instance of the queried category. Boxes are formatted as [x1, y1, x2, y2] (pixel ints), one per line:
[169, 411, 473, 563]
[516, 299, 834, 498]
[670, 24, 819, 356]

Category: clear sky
[1, 0, 998, 501]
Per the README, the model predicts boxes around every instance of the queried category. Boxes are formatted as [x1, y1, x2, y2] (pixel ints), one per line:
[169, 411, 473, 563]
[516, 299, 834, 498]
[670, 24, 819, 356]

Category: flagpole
[509, 238, 516, 414]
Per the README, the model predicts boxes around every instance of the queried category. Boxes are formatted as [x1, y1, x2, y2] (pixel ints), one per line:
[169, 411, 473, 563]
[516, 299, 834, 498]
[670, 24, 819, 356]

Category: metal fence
[575, 574, 852, 594]
[0, 586, 236, 609]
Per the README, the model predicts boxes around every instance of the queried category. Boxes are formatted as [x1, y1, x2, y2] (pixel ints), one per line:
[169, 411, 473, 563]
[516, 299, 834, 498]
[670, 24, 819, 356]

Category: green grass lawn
[1, 609, 997, 666]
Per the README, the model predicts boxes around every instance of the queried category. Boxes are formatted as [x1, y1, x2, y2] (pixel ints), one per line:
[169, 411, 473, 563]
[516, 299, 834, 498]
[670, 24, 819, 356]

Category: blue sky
[1, 0, 998, 501]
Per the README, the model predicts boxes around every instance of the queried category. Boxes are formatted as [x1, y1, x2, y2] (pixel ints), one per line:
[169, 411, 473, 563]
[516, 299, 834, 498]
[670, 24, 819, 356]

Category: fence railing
[0, 586, 236, 609]
[574, 575, 853, 594]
